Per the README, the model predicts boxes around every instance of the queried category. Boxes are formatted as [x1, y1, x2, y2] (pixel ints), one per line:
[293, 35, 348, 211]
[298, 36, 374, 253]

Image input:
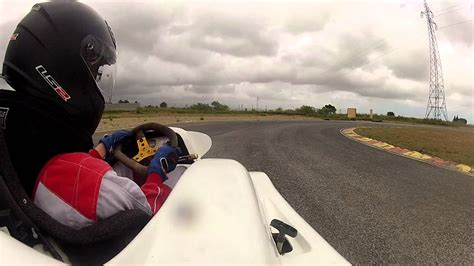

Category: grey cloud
[115, 84, 238, 106]
[385, 48, 430, 81]
[112, 27, 423, 103]
[434, 3, 473, 46]
[239, 82, 307, 101]
[239, 60, 297, 84]
[313, 71, 384, 90]
[294, 45, 338, 68]
[285, 12, 330, 34]
[116, 59, 195, 88]
[363, 83, 424, 101]
[292, 66, 424, 101]
[184, 84, 237, 94]
[334, 33, 389, 70]
[96, 3, 181, 54]
[152, 38, 213, 67]
[96, 3, 425, 105]
[447, 84, 473, 97]
[187, 10, 279, 57]
[3, 1, 470, 120]
[296, 32, 389, 70]
[438, 22, 473, 47]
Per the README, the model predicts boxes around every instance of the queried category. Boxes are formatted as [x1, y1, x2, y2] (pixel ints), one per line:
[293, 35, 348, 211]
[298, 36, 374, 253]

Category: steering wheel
[113, 123, 178, 180]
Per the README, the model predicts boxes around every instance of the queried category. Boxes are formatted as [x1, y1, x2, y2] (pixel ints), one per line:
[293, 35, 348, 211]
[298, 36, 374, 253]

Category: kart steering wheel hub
[133, 137, 158, 162]
[113, 123, 178, 180]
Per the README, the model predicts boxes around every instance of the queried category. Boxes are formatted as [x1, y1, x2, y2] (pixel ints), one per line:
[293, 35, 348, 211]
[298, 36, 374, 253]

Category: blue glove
[99, 130, 132, 155]
[147, 145, 178, 181]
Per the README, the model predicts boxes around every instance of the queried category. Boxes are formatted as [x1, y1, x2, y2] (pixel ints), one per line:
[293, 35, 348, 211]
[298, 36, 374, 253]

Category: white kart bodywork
[0, 127, 348, 265]
[169, 127, 212, 160]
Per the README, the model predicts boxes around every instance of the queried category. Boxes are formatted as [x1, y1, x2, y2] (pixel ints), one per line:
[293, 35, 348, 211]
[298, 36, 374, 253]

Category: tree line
[150, 101, 338, 115]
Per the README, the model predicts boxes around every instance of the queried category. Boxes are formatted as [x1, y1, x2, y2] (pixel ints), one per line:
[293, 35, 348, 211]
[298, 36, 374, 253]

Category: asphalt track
[175, 120, 473, 264]
[95, 120, 473, 264]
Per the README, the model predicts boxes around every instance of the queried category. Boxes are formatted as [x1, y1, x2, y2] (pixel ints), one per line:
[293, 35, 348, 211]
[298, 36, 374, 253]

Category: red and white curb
[341, 127, 474, 177]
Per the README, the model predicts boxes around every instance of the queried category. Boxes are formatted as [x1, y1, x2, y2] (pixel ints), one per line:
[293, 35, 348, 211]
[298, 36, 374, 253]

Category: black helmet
[0, 1, 117, 194]
[2, 1, 117, 134]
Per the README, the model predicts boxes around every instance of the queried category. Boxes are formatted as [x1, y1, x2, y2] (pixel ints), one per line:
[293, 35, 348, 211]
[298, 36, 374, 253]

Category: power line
[438, 19, 474, 30]
[360, 47, 400, 67]
[436, 6, 468, 17]
[319, 38, 388, 76]
[316, 44, 398, 89]
[432, 3, 464, 13]
[330, 39, 388, 71]
[335, 42, 392, 72]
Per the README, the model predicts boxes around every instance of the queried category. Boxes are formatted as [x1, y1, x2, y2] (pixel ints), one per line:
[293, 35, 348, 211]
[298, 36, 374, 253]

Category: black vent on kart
[0, 126, 151, 264]
[177, 134, 194, 164]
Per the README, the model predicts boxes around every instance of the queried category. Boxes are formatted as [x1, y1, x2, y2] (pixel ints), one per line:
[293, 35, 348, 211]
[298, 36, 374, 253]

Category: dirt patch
[97, 114, 320, 133]
[355, 127, 474, 167]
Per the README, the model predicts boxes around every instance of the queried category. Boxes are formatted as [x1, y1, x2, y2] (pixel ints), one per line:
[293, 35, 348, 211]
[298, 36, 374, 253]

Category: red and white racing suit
[32, 149, 171, 230]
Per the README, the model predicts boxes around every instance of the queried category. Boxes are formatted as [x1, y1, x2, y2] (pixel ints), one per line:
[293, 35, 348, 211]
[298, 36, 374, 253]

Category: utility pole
[256, 97, 259, 112]
[421, 0, 448, 121]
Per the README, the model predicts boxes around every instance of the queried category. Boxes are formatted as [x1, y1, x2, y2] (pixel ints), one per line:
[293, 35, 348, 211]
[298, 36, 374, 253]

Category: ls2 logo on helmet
[35, 65, 71, 102]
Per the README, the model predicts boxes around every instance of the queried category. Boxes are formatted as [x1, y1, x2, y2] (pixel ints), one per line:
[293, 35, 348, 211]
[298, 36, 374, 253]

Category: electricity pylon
[421, 0, 448, 121]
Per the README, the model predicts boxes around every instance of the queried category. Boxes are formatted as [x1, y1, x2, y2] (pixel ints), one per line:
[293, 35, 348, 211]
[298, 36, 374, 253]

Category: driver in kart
[0, 1, 177, 229]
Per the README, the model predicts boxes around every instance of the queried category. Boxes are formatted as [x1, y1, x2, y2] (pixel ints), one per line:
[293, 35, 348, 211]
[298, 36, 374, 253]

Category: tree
[387, 111, 395, 117]
[295, 105, 316, 114]
[118, 99, 129, 103]
[210, 101, 229, 111]
[160, 102, 168, 108]
[453, 115, 467, 125]
[319, 104, 336, 115]
[190, 103, 212, 111]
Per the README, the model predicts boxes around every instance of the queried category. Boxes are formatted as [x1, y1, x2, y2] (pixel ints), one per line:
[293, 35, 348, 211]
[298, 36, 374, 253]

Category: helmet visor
[81, 35, 117, 103]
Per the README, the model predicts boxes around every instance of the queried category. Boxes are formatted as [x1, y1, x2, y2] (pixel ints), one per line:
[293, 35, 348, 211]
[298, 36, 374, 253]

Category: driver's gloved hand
[147, 145, 178, 182]
[99, 130, 132, 155]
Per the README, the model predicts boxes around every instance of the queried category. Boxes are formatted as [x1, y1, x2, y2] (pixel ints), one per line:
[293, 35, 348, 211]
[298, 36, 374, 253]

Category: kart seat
[0, 127, 151, 264]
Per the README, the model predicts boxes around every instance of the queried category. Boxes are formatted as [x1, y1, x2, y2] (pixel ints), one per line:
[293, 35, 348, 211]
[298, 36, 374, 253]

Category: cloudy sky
[0, 0, 472, 121]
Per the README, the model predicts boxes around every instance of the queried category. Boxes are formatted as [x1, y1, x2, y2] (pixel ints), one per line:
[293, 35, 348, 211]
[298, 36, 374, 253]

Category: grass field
[97, 113, 320, 133]
[355, 127, 474, 167]
[103, 106, 472, 127]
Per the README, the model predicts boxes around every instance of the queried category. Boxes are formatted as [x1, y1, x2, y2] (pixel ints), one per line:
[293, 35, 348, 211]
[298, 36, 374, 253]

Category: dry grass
[97, 113, 320, 133]
[355, 127, 474, 166]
